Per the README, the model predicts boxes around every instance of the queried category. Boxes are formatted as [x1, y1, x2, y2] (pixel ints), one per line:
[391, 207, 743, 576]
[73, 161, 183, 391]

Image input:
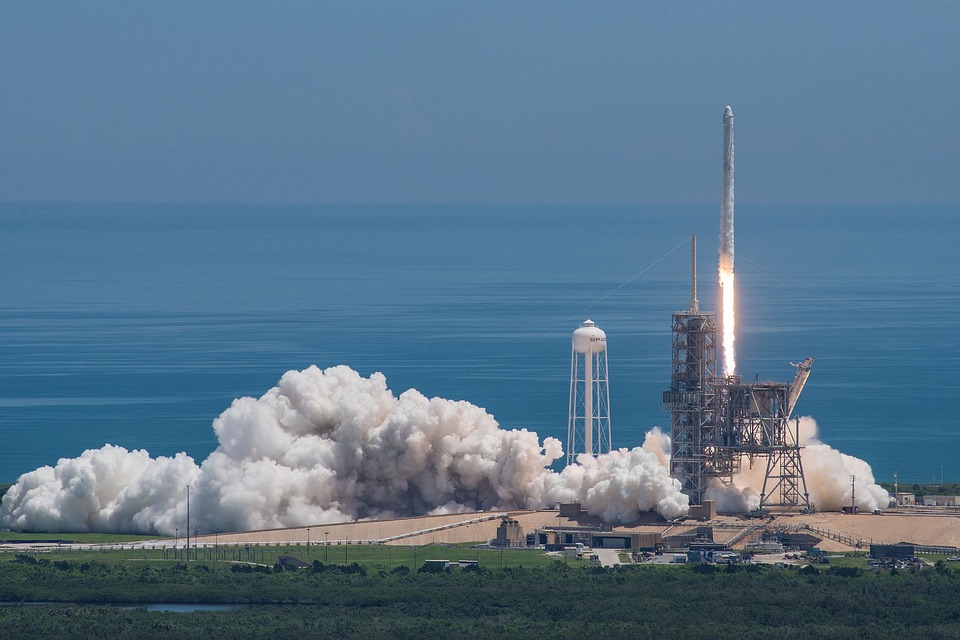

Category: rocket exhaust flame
[719, 105, 736, 376]
[719, 268, 736, 375]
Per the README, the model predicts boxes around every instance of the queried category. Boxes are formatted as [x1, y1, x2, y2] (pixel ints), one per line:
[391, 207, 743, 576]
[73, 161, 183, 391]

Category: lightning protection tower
[662, 237, 724, 503]
[567, 319, 611, 465]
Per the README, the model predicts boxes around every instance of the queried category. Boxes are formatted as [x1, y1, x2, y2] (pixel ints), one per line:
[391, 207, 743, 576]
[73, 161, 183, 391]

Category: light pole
[556, 501, 562, 551]
[307, 528, 310, 556]
[324, 532, 329, 563]
[186, 485, 190, 563]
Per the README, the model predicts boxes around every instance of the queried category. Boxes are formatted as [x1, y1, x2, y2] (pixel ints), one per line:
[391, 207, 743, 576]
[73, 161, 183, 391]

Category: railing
[797, 524, 866, 548]
[913, 544, 960, 555]
[726, 525, 764, 547]
[376, 513, 507, 544]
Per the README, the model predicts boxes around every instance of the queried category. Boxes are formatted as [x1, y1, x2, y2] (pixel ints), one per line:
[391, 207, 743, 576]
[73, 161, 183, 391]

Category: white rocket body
[720, 106, 735, 273]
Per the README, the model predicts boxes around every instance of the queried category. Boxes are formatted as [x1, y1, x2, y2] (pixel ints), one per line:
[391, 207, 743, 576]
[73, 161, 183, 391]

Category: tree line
[2, 555, 960, 638]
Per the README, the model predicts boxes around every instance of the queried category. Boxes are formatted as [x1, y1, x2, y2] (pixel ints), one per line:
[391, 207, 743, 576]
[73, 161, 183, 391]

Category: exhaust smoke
[0, 365, 690, 534]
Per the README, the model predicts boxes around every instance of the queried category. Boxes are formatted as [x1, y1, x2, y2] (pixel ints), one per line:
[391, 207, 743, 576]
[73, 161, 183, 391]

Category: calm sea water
[0, 202, 957, 483]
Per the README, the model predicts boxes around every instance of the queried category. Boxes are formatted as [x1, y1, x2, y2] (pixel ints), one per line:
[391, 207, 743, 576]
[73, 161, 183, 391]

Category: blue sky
[1, 2, 958, 204]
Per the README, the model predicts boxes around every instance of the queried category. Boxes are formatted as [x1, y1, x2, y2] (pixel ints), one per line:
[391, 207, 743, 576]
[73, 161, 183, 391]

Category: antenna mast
[690, 236, 699, 313]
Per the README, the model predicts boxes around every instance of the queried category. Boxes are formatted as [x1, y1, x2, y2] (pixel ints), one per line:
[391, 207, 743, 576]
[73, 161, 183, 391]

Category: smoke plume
[0, 365, 689, 534]
[705, 416, 890, 512]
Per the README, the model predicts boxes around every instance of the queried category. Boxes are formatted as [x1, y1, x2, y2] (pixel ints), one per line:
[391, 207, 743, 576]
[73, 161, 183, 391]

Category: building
[870, 543, 915, 560]
[589, 532, 662, 550]
[922, 495, 960, 507]
[495, 517, 524, 547]
[688, 500, 717, 521]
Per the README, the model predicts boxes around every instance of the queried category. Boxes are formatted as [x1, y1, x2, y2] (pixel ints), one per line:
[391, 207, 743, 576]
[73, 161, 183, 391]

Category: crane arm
[786, 357, 815, 418]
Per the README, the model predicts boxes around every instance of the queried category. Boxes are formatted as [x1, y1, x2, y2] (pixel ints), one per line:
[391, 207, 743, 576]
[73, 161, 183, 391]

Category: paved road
[594, 549, 623, 567]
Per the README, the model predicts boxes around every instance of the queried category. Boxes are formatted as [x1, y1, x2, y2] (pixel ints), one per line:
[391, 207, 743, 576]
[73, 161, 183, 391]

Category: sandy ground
[769, 510, 960, 549]
[195, 508, 960, 554]
[5, 508, 957, 556]
[203, 510, 587, 547]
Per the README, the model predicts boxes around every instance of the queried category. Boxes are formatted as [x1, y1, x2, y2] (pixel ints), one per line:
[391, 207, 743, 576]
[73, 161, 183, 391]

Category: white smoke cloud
[705, 478, 760, 513]
[641, 426, 671, 468]
[706, 416, 890, 513]
[795, 417, 890, 512]
[0, 365, 689, 534]
[0, 446, 199, 534]
[544, 448, 688, 523]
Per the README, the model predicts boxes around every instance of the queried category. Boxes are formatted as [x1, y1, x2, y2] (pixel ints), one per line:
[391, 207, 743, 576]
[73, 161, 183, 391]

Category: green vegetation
[813, 552, 868, 568]
[0, 542, 573, 570]
[2, 552, 960, 638]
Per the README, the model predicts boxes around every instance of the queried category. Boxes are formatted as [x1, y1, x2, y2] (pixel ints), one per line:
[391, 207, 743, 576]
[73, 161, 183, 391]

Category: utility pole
[850, 475, 856, 513]
[556, 502, 562, 551]
[186, 485, 190, 562]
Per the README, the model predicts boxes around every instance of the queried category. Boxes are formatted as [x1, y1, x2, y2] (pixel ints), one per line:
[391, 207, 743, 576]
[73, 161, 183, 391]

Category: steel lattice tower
[662, 237, 726, 503]
[661, 238, 812, 510]
[662, 310, 719, 502]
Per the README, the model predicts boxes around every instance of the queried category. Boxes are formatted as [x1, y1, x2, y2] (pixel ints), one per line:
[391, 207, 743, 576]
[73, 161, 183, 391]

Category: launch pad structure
[662, 238, 814, 510]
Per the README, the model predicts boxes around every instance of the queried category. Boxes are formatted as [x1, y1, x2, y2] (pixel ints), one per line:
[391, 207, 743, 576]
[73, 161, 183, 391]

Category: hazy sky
[2, 2, 958, 204]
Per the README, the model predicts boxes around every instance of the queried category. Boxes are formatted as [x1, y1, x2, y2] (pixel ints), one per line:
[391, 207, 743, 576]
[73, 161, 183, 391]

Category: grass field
[1, 537, 583, 570]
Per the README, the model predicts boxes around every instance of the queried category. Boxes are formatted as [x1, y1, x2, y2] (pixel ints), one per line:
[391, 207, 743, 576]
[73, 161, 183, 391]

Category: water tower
[567, 319, 612, 465]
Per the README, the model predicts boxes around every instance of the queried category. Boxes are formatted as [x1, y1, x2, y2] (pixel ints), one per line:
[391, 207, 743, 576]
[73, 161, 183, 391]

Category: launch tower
[662, 239, 813, 510]
[662, 237, 723, 500]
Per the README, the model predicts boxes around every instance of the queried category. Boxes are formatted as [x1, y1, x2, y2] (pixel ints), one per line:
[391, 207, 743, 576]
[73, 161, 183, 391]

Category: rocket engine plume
[719, 105, 736, 375]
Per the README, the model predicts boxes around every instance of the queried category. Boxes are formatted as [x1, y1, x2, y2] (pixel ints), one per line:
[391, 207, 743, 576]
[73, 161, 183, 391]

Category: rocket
[719, 106, 734, 273]
[718, 105, 736, 375]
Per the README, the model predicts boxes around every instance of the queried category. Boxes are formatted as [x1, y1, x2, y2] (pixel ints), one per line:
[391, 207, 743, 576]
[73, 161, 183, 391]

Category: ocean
[1, 202, 957, 484]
